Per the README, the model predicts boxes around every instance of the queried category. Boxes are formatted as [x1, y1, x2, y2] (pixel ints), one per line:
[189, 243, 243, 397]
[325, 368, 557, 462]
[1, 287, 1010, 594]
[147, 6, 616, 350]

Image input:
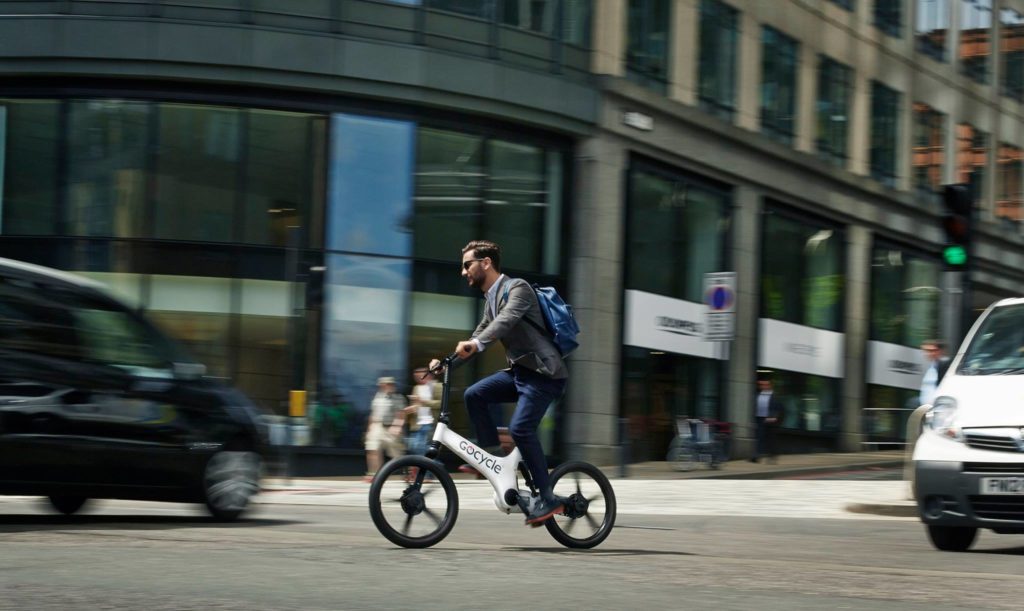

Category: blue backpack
[502, 281, 580, 356]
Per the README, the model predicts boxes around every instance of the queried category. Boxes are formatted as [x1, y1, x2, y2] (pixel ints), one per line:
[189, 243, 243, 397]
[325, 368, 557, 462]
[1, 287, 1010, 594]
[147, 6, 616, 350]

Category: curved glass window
[0, 99, 59, 235]
[67, 100, 149, 238]
[327, 114, 414, 256]
[413, 127, 562, 273]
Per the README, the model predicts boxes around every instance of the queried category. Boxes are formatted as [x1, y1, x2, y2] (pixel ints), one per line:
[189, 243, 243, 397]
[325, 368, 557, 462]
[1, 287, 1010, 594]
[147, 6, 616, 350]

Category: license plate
[981, 477, 1024, 494]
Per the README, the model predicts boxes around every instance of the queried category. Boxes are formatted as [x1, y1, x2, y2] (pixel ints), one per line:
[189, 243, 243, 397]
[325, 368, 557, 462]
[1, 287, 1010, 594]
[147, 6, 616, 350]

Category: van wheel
[202, 450, 261, 521]
[926, 525, 977, 551]
[48, 495, 88, 515]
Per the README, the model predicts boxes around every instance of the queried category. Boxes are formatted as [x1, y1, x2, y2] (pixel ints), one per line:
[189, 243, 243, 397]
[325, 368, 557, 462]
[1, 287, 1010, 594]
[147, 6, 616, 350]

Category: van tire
[926, 525, 977, 551]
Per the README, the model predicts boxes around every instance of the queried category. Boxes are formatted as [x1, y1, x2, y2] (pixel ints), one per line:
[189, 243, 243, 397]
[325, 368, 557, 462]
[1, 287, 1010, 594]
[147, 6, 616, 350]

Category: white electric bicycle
[368, 353, 616, 549]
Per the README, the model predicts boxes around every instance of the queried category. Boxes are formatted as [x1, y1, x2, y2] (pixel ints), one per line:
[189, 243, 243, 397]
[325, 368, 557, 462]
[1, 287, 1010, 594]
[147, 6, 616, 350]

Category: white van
[913, 298, 1024, 551]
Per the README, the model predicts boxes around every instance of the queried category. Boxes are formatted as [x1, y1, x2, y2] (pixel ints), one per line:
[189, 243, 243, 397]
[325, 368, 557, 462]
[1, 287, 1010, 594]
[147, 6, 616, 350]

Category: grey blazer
[472, 276, 568, 380]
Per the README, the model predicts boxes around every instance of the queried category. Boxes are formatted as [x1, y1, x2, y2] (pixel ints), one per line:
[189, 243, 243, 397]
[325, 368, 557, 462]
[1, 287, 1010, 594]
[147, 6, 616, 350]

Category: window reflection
[147, 274, 233, 379]
[874, 0, 903, 37]
[244, 110, 326, 247]
[916, 0, 950, 61]
[413, 127, 562, 274]
[154, 104, 240, 242]
[237, 279, 297, 412]
[698, 0, 739, 121]
[1002, 8, 1024, 101]
[912, 102, 945, 193]
[870, 247, 940, 346]
[327, 114, 415, 257]
[622, 347, 723, 461]
[414, 128, 483, 261]
[627, 165, 729, 302]
[67, 100, 148, 238]
[959, 0, 992, 83]
[761, 209, 843, 332]
[816, 55, 853, 166]
[627, 0, 671, 92]
[320, 255, 410, 449]
[955, 123, 986, 200]
[997, 142, 1023, 222]
[483, 140, 547, 271]
[870, 81, 901, 186]
[760, 26, 799, 146]
[0, 99, 59, 235]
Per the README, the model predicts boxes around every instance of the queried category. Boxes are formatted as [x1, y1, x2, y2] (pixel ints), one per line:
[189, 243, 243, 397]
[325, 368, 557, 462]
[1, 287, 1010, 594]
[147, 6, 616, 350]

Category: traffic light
[940, 183, 973, 268]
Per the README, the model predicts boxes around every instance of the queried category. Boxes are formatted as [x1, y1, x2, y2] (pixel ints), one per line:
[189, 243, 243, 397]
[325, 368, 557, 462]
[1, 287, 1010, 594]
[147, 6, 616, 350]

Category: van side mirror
[173, 362, 207, 380]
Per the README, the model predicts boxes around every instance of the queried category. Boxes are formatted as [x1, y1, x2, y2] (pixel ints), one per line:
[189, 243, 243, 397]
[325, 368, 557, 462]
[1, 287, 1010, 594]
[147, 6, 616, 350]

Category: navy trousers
[464, 367, 566, 497]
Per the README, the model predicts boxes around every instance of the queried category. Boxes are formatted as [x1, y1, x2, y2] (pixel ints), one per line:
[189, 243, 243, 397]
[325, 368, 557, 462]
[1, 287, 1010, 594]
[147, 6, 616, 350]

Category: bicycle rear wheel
[544, 461, 616, 549]
[368, 455, 458, 548]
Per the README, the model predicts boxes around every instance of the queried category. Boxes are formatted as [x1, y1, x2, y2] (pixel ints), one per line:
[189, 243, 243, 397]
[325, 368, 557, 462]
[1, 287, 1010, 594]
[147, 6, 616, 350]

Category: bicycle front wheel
[545, 461, 616, 549]
[368, 455, 458, 548]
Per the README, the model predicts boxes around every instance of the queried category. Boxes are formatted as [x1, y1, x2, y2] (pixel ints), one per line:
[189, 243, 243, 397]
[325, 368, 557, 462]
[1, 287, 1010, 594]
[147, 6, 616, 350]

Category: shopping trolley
[665, 417, 729, 471]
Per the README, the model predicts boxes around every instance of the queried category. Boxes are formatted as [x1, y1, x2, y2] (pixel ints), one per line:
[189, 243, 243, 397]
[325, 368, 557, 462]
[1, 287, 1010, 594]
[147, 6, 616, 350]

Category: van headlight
[924, 397, 962, 442]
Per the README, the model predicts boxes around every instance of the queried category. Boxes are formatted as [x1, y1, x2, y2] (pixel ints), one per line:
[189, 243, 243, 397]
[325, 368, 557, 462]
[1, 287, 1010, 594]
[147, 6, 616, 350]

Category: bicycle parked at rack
[368, 353, 616, 549]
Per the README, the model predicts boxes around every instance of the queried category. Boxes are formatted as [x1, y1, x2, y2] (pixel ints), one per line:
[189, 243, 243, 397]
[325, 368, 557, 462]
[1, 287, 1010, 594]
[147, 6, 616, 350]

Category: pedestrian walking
[363, 376, 411, 482]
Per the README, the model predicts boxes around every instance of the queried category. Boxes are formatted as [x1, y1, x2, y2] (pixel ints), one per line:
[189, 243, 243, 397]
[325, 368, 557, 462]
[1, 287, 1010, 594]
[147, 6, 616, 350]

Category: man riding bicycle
[431, 240, 568, 526]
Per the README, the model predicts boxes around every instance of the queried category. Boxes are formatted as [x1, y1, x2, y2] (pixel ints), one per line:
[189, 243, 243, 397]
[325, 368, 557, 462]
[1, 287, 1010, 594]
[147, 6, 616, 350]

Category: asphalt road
[1, 491, 1022, 611]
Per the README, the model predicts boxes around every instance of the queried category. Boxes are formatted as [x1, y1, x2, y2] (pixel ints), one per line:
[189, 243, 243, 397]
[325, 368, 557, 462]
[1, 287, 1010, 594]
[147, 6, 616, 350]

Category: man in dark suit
[919, 339, 951, 406]
[752, 375, 782, 463]
[439, 240, 568, 525]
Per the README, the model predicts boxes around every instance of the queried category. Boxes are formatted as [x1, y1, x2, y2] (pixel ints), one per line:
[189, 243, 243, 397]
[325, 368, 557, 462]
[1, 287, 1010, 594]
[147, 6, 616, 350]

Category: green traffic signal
[943, 244, 967, 266]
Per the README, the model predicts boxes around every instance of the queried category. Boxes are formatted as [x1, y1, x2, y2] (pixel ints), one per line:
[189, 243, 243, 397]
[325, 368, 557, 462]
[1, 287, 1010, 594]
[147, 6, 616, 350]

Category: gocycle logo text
[888, 359, 921, 375]
[458, 440, 502, 474]
[655, 316, 702, 336]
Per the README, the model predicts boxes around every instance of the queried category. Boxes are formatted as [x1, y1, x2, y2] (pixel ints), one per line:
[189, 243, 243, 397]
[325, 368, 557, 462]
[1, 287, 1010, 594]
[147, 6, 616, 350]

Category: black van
[0, 257, 267, 520]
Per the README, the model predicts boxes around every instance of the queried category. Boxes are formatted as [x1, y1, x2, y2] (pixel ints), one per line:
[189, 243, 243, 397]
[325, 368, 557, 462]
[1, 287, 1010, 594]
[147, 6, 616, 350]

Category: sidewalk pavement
[261, 450, 918, 518]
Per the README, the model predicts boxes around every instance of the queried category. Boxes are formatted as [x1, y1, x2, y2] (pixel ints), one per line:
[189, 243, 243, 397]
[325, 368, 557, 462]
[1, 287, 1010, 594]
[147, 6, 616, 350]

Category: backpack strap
[499, 280, 551, 339]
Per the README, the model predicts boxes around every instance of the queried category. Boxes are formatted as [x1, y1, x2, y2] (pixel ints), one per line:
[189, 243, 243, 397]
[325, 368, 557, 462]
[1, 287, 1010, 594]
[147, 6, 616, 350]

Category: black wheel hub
[400, 487, 425, 516]
[562, 493, 589, 519]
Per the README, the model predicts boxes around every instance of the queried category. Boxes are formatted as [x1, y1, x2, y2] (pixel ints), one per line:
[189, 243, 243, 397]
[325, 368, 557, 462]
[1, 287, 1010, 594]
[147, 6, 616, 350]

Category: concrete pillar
[841, 224, 872, 451]
[849, 71, 870, 176]
[794, 38, 817, 154]
[726, 184, 762, 457]
[591, 0, 626, 77]
[565, 134, 626, 466]
[669, 0, 700, 105]
[735, 7, 761, 131]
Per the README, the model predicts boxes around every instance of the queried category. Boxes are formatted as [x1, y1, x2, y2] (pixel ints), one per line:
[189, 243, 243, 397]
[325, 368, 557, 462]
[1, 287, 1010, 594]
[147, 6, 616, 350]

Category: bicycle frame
[422, 352, 537, 514]
[430, 422, 525, 513]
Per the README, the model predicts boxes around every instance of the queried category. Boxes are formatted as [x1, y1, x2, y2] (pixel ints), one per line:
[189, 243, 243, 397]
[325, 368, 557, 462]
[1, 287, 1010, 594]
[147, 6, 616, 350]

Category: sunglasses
[462, 258, 485, 271]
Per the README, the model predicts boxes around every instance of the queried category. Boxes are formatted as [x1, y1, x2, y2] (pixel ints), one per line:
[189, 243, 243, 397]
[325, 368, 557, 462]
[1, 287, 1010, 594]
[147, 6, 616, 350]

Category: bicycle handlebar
[426, 352, 462, 378]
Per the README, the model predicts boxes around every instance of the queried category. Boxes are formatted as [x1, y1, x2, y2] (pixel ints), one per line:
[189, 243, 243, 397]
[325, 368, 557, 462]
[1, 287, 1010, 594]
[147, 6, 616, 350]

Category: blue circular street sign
[708, 286, 734, 311]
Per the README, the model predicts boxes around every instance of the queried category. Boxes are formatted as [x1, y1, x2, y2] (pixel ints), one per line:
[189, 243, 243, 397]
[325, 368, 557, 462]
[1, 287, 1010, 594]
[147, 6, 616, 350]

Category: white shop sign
[866, 340, 926, 391]
[758, 318, 844, 379]
[624, 290, 727, 360]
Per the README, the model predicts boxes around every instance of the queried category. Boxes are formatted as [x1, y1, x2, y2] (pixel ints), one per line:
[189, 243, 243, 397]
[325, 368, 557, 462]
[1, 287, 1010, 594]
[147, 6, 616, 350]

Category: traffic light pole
[941, 271, 963, 349]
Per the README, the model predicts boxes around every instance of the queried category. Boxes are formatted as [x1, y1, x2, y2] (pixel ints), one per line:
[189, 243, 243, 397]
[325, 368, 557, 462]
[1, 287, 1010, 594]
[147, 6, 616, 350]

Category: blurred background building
[2, 0, 1023, 471]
